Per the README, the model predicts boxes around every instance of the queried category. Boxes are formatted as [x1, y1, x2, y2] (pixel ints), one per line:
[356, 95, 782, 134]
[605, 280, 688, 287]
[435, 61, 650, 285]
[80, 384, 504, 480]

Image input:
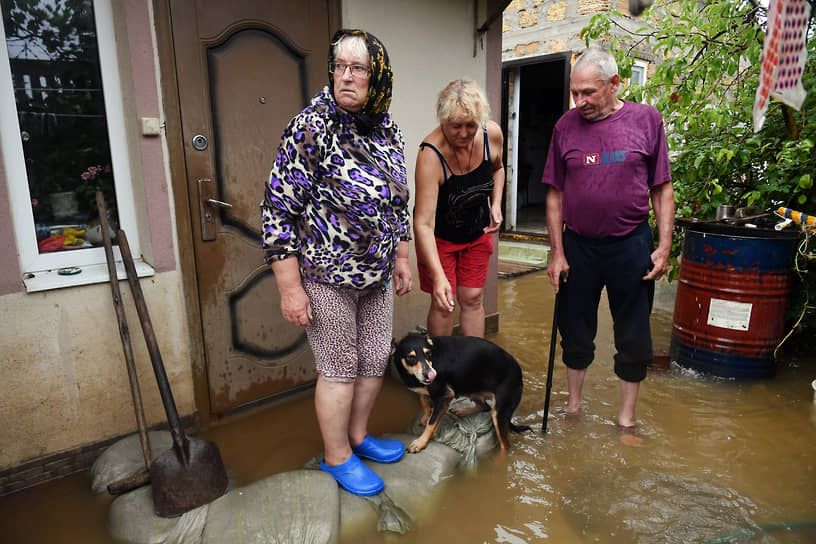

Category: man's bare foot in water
[550, 406, 579, 429]
[618, 425, 643, 446]
[617, 406, 636, 429]
[566, 398, 582, 415]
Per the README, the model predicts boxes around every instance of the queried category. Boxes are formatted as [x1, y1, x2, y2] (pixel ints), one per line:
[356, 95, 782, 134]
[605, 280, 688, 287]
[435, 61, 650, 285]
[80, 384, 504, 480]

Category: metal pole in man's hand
[542, 270, 567, 433]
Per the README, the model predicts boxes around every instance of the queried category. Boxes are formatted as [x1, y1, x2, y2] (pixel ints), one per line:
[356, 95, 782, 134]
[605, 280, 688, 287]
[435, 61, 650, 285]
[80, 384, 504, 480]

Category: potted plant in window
[76, 163, 117, 244]
[76, 164, 113, 207]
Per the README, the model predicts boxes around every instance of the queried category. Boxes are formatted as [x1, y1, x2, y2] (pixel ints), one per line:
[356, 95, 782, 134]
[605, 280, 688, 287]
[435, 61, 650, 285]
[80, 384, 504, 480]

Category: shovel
[96, 192, 152, 494]
[542, 270, 567, 433]
[116, 228, 228, 517]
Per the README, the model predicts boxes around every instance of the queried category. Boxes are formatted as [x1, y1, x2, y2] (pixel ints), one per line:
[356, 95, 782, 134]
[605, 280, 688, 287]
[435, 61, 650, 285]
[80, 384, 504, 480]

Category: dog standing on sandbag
[391, 333, 531, 453]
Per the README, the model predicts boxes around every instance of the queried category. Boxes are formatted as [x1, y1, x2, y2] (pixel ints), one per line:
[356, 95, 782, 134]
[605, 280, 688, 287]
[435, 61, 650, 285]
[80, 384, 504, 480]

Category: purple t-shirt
[541, 100, 671, 238]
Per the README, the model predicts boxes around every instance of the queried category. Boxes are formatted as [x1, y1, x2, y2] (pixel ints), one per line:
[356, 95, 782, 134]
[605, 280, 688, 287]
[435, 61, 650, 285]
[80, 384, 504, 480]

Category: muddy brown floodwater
[2, 269, 816, 543]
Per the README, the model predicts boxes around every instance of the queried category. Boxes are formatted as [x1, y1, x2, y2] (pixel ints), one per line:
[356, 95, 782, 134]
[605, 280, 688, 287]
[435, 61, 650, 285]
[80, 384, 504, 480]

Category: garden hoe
[117, 227, 228, 518]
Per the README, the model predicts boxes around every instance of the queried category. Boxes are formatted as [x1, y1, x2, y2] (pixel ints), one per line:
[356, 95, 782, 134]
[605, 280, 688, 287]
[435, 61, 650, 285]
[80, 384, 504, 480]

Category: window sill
[22, 260, 155, 293]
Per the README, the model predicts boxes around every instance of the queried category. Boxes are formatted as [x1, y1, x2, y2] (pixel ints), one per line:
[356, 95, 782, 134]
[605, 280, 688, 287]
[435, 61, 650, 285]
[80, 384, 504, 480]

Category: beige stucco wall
[0, 271, 194, 468]
[342, 0, 500, 335]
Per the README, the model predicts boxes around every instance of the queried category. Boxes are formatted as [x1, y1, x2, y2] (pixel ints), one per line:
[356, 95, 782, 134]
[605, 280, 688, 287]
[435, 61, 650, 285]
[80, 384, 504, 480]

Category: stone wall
[502, 0, 653, 63]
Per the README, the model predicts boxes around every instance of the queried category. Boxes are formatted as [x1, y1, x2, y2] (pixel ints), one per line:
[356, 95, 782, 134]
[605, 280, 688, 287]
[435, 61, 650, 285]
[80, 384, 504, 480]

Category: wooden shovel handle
[97, 192, 153, 472]
[107, 467, 150, 495]
[116, 228, 188, 453]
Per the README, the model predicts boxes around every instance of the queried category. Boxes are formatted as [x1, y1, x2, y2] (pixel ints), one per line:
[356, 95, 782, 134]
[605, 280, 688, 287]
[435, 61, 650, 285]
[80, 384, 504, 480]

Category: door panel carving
[171, 0, 332, 415]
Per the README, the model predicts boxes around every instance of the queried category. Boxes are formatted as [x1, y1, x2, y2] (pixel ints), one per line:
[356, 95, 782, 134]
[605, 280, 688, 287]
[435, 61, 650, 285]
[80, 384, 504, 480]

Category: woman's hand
[270, 257, 312, 327]
[431, 276, 455, 313]
[484, 200, 503, 233]
[393, 241, 413, 296]
[280, 285, 313, 327]
[394, 256, 413, 296]
[484, 120, 505, 235]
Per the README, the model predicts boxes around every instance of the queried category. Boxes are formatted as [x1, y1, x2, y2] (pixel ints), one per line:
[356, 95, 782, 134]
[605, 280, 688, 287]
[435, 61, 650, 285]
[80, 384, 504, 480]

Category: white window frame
[0, 0, 153, 292]
[630, 59, 648, 87]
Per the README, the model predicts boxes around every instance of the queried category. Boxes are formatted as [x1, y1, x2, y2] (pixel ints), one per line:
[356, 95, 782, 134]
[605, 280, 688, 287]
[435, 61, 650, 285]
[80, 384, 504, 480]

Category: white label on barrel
[707, 298, 752, 331]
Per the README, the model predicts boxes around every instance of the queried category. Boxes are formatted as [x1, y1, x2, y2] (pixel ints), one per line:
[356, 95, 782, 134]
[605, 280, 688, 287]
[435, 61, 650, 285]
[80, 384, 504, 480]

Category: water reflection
[1, 269, 815, 543]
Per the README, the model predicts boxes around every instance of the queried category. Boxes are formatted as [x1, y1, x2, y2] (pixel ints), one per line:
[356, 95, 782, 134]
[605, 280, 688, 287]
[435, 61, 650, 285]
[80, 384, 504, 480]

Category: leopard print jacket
[261, 87, 411, 290]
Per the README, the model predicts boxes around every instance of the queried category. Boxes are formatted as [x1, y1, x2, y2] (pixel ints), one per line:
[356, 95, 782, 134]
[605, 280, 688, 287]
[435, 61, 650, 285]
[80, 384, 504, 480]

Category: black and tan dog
[391, 333, 531, 453]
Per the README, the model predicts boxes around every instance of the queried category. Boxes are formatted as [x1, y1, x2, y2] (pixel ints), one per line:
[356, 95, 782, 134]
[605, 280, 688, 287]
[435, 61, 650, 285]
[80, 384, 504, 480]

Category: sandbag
[108, 485, 208, 544]
[96, 399, 500, 543]
[90, 431, 173, 494]
[327, 433, 463, 540]
[201, 469, 339, 544]
[406, 398, 499, 468]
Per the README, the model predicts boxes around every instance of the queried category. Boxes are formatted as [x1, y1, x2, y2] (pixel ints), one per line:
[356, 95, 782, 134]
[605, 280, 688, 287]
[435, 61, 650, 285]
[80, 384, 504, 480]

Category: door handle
[206, 198, 233, 209]
[197, 178, 231, 241]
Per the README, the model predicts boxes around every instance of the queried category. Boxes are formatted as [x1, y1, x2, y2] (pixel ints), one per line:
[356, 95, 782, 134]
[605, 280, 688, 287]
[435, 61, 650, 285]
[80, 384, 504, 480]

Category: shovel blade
[149, 438, 228, 518]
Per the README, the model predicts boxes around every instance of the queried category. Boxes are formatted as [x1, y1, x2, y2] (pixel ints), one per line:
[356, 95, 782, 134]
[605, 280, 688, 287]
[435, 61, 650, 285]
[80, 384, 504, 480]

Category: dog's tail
[510, 422, 532, 433]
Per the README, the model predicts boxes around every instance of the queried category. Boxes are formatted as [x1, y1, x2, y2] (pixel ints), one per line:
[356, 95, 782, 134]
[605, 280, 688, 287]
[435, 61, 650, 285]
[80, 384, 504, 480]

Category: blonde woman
[414, 79, 505, 337]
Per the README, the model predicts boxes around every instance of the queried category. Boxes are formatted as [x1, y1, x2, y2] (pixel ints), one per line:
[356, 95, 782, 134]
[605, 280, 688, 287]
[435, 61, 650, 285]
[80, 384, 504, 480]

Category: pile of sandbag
[91, 401, 498, 544]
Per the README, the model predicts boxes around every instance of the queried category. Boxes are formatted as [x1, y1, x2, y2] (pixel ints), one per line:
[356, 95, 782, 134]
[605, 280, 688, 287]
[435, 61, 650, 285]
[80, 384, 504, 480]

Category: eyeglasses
[330, 62, 370, 78]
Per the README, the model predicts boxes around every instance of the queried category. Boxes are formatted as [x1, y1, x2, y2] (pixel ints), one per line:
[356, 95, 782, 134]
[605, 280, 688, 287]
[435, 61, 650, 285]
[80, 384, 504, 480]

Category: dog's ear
[390, 337, 397, 356]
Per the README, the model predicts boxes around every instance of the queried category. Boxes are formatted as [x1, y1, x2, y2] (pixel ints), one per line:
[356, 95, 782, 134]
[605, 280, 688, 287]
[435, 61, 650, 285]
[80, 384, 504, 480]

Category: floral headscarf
[328, 28, 393, 133]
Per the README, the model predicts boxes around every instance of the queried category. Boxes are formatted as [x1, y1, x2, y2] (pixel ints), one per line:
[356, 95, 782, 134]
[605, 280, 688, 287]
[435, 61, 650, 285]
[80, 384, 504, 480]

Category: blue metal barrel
[669, 222, 800, 378]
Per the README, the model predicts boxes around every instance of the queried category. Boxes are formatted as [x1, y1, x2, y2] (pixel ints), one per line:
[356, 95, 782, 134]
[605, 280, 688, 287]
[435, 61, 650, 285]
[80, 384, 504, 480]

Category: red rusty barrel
[669, 221, 800, 378]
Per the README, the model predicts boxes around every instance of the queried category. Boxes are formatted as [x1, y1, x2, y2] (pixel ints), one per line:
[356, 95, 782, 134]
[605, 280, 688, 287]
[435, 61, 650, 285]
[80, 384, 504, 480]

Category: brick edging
[0, 413, 200, 497]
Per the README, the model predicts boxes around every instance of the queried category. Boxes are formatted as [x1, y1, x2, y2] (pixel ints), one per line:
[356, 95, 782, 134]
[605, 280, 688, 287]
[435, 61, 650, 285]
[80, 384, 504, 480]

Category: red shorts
[418, 232, 494, 292]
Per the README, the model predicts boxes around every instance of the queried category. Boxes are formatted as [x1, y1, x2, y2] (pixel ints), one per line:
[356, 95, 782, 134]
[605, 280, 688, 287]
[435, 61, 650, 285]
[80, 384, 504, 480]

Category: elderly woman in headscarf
[261, 29, 412, 497]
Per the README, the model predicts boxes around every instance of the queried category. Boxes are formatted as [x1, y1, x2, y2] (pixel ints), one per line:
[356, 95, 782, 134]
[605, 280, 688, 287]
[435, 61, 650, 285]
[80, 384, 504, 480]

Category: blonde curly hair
[436, 79, 490, 126]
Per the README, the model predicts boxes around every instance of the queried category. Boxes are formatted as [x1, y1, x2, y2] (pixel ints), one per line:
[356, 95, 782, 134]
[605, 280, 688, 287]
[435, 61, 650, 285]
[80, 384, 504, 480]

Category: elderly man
[542, 47, 674, 430]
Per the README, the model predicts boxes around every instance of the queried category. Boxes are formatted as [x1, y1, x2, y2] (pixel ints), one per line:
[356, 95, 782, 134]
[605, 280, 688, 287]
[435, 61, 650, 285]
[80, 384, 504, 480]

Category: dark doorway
[501, 52, 571, 237]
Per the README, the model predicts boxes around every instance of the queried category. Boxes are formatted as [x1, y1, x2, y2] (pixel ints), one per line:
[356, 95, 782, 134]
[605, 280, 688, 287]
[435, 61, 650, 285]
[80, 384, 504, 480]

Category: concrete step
[498, 240, 550, 266]
[497, 240, 550, 278]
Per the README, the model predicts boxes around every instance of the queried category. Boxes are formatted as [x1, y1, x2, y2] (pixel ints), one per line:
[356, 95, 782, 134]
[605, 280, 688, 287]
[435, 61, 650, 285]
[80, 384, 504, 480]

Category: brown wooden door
[170, 1, 335, 415]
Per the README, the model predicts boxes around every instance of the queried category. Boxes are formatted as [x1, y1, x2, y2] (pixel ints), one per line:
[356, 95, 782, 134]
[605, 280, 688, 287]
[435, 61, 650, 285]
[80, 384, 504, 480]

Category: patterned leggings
[302, 280, 394, 382]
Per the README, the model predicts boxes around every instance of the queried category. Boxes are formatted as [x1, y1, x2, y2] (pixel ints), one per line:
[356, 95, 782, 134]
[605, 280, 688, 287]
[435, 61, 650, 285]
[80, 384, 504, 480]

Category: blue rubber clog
[352, 435, 405, 463]
[320, 453, 384, 496]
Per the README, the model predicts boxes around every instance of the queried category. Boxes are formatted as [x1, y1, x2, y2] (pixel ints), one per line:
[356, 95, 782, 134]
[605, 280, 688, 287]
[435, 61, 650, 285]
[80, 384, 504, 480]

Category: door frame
[152, 0, 342, 427]
[501, 51, 571, 234]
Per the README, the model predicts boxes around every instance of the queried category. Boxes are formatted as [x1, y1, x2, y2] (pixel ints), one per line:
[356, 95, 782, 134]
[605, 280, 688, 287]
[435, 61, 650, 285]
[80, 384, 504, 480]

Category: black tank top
[419, 128, 493, 244]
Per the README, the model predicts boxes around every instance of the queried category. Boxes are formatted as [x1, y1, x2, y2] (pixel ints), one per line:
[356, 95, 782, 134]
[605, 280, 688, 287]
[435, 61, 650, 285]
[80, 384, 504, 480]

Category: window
[0, 0, 151, 291]
[619, 59, 648, 96]
[630, 60, 648, 87]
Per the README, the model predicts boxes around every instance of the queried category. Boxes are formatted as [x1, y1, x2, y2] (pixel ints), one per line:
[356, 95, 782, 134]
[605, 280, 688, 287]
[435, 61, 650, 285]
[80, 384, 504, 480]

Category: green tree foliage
[582, 0, 815, 350]
[2, 0, 97, 62]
